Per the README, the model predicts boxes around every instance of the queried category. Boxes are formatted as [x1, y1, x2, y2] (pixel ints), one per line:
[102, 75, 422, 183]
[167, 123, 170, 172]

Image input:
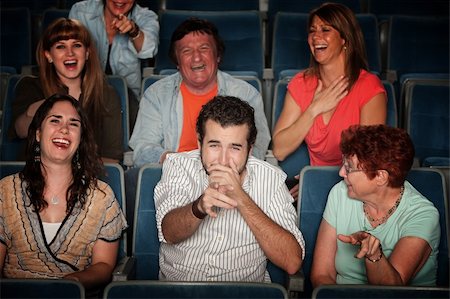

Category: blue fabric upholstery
[367, 0, 450, 17]
[107, 75, 130, 151]
[0, 1, 59, 14]
[298, 166, 449, 295]
[141, 74, 166, 97]
[102, 163, 128, 258]
[165, 0, 259, 11]
[312, 285, 450, 299]
[404, 81, 449, 165]
[0, 8, 32, 73]
[382, 80, 398, 127]
[406, 168, 449, 287]
[271, 12, 309, 82]
[297, 166, 341, 295]
[155, 10, 264, 79]
[104, 281, 288, 299]
[41, 8, 70, 33]
[0, 161, 25, 178]
[387, 16, 449, 82]
[133, 164, 162, 279]
[1, 74, 26, 161]
[271, 78, 310, 178]
[357, 14, 381, 74]
[1, 278, 84, 299]
[423, 158, 450, 167]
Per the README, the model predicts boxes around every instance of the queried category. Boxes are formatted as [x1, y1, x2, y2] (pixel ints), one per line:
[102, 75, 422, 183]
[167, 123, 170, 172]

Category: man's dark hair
[196, 96, 257, 147]
[169, 17, 225, 66]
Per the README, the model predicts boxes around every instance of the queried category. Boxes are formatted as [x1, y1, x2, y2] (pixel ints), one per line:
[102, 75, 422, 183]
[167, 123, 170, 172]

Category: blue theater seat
[312, 284, 450, 299]
[104, 281, 288, 299]
[0, 278, 84, 299]
[403, 80, 449, 166]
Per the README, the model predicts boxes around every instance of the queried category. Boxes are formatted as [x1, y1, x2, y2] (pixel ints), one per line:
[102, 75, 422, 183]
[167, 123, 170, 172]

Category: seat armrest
[287, 269, 304, 294]
[112, 256, 136, 281]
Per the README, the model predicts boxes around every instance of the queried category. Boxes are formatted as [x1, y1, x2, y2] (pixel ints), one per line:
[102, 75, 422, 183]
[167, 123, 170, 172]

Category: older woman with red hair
[311, 125, 440, 286]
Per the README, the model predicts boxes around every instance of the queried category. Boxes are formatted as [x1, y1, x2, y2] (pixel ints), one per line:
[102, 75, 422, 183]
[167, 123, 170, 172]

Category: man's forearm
[161, 200, 203, 244]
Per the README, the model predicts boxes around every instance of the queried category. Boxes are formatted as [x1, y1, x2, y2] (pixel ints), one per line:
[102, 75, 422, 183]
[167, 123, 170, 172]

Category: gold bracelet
[191, 196, 207, 219]
[366, 243, 383, 263]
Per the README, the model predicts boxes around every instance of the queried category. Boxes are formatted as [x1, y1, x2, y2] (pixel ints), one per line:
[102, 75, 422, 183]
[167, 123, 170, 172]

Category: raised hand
[111, 14, 135, 35]
[338, 231, 382, 261]
[310, 75, 349, 117]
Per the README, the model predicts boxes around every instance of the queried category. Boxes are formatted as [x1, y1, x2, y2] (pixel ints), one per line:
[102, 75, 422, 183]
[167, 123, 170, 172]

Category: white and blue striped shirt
[155, 150, 305, 282]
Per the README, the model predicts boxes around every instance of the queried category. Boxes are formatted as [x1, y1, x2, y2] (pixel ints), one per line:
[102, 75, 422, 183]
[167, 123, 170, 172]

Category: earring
[344, 46, 347, 51]
[73, 150, 81, 170]
[34, 144, 41, 163]
[48, 59, 53, 63]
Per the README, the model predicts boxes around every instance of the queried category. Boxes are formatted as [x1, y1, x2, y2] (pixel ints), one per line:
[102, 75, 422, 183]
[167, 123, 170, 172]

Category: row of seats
[2, 0, 449, 18]
[1, 73, 448, 169]
[1, 162, 448, 297]
[2, 278, 450, 299]
[1, 5, 448, 83]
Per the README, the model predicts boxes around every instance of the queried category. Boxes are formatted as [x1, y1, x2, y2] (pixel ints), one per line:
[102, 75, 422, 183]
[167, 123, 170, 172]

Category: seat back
[406, 168, 449, 287]
[156, 10, 264, 79]
[164, 0, 260, 11]
[141, 74, 167, 98]
[298, 167, 449, 292]
[0, 7, 32, 73]
[404, 80, 450, 165]
[0, 74, 26, 161]
[0, 161, 25, 178]
[132, 164, 162, 279]
[102, 163, 128, 258]
[41, 8, 70, 33]
[271, 78, 310, 178]
[312, 284, 450, 299]
[387, 16, 449, 82]
[271, 12, 309, 82]
[104, 281, 288, 299]
[107, 75, 130, 151]
[367, 0, 450, 17]
[297, 166, 341, 294]
[382, 80, 398, 127]
[0, 278, 84, 299]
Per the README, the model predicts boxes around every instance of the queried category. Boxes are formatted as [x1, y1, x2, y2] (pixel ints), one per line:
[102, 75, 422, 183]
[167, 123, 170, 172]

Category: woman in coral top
[272, 2, 386, 196]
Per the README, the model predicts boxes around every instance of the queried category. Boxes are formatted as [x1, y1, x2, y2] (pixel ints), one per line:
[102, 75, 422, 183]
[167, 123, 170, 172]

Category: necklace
[364, 186, 404, 226]
[50, 195, 60, 205]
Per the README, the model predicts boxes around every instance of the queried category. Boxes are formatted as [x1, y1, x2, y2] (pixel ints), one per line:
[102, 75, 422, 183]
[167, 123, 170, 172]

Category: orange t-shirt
[177, 82, 218, 152]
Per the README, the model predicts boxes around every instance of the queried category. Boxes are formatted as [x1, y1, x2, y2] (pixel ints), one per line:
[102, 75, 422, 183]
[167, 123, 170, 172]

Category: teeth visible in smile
[52, 138, 70, 145]
[315, 44, 327, 49]
[64, 60, 77, 66]
[192, 65, 205, 71]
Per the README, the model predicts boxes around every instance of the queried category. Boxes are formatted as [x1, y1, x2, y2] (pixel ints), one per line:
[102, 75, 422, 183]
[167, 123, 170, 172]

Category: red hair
[340, 125, 414, 187]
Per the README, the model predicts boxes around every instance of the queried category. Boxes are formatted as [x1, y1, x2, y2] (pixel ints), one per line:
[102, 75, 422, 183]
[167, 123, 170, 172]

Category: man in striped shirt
[155, 96, 305, 282]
